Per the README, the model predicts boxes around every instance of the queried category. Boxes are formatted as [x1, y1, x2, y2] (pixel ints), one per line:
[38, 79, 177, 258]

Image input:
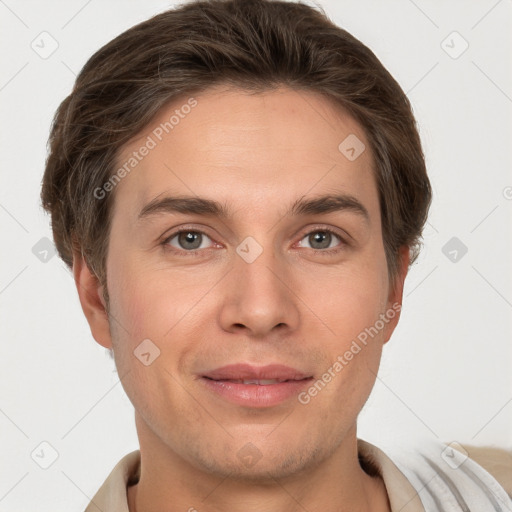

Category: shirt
[84, 439, 512, 512]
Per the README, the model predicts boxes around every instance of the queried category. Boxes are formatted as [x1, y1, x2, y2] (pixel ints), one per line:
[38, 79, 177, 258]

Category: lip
[202, 363, 311, 381]
[200, 364, 313, 408]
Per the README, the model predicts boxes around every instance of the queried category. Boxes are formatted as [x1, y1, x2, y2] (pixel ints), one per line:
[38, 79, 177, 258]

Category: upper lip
[202, 364, 312, 381]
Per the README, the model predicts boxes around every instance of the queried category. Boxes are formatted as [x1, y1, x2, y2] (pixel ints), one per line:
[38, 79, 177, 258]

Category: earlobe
[72, 252, 112, 349]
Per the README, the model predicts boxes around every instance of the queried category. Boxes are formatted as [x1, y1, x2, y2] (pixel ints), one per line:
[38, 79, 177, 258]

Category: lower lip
[200, 377, 313, 408]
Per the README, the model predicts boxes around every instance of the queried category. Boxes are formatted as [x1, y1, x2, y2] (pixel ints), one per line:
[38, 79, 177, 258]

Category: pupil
[179, 231, 201, 250]
[310, 231, 330, 249]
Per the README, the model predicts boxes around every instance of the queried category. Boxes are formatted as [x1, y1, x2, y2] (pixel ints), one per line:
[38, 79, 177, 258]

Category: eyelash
[161, 226, 349, 256]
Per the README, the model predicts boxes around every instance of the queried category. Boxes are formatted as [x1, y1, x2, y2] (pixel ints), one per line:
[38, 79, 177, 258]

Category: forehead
[111, 85, 378, 223]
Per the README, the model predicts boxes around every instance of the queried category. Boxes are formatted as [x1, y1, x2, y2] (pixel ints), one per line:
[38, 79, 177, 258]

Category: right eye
[163, 230, 215, 252]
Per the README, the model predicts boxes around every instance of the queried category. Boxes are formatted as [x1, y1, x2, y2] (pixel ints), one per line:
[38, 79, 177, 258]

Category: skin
[74, 85, 409, 512]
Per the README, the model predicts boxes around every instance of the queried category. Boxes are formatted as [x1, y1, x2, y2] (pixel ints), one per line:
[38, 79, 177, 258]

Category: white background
[0, 0, 511, 510]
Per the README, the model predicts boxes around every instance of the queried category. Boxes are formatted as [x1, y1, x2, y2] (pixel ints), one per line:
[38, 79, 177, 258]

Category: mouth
[199, 364, 314, 407]
[201, 363, 312, 382]
[203, 377, 309, 385]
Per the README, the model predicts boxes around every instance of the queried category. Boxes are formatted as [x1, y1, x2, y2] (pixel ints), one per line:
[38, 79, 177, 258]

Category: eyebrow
[137, 193, 370, 223]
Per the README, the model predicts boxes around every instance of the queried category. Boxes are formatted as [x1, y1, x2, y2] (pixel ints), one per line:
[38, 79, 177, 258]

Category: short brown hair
[41, 0, 432, 300]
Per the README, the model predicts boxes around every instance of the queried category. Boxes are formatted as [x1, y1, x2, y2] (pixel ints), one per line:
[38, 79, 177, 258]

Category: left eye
[166, 231, 214, 251]
[298, 230, 342, 250]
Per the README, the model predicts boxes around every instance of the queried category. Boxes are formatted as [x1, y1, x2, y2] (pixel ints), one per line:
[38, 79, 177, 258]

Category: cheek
[107, 256, 214, 355]
[296, 261, 389, 405]
[108, 271, 151, 342]
[105, 266, 182, 415]
[107, 247, 170, 333]
[306, 264, 389, 344]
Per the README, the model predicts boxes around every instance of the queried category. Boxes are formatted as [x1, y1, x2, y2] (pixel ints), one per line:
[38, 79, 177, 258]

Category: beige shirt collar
[84, 440, 425, 512]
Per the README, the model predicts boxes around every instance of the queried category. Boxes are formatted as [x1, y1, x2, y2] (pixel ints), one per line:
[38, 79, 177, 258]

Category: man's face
[95, 86, 405, 478]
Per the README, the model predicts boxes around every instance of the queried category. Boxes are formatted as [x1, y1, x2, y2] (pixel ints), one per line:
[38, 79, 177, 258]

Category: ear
[382, 245, 410, 343]
[72, 252, 112, 349]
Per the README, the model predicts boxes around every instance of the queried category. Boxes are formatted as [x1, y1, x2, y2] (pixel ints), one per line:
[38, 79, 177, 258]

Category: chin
[191, 437, 326, 483]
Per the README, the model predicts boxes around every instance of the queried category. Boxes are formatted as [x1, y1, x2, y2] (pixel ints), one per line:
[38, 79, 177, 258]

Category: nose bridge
[236, 241, 282, 298]
[218, 236, 300, 335]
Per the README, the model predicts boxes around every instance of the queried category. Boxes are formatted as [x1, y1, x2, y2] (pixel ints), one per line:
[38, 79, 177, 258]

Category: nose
[218, 244, 300, 338]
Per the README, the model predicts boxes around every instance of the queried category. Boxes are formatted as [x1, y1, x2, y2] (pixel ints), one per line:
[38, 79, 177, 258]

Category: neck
[127, 414, 390, 512]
